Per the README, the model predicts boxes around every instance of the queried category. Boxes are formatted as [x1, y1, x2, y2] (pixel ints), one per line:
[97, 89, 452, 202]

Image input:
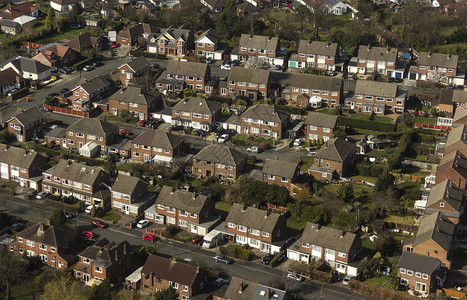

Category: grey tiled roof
[76, 75, 115, 95]
[0, 144, 46, 170]
[226, 203, 282, 233]
[0, 56, 50, 75]
[298, 222, 358, 253]
[131, 129, 183, 149]
[262, 158, 298, 179]
[241, 104, 289, 124]
[155, 185, 210, 214]
[110, 86, 161, 105]
[290, 73, 342, 92]
[418, 52, 458, 69]
[165, 61, 208, 78]
[297, 40, 338, 56]
[18, 223, 76, 249]
[426, 180, 463, 212]
[173, 97, 221, 116]
[124, 56, 150, 72]
[239, 34, 278, 52]
[355, 80, 398, 98]
[398, 251, 441, 274]
[67, 118, 118, 138]
[357, 45, 397, 62]
[228, 67, 270, 84]
[413, 212, 455, 251]
[111, 174, 147, 195]
[314, 137, 354, 162]
[46, 159, 107, 186]
[193, 144, 247, 166]
[304, 111, 339, 128]
[445, 124, 467, 149]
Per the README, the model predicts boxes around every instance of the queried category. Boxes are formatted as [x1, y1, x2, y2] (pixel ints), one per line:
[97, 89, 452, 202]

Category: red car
[138, 120, 147, 127]
[142, 233, 156, 242]
[91, 220, 106, 228]
[119, 128, 131, 135]
[81, 231, 95, 238]
[111, 42, 119, 48]
[191, 235, 203, 244]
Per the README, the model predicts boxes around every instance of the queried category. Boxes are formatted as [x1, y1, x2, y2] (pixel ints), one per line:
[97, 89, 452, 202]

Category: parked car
[213, 254, 233, 264]
[49, 125, 59, 131]
[136, 220, 150, 228]
[85, 205, 98, 214]
[293, 139, 303, 146]
[58, 68, 67, 74]
[206, 57, 213, 64]
[221, 64, 231, 70]
[287, 273, 304, 282]
[214, 126, 225, 137]
[36, 191, 49, 199]
[119, 128, 132, 135]
[142, 233, 156, 242]
[262, 254, 275, 265]
[213, 278, 226, 287]
[91, 220, 106, 228]
[331, 271, 340, 283]
[27, 190, 37, 200]
[58, 88, 69, 95]
[274, 64, 282, 70]
[191, 235, 203, 244]
[63, 66, 72, 73]
[225, 129, 237, 136]
[92, 61, 103, 67]
[218, 134, 229, 143]
[47, 92, 58, 98]
[82, 65, 94, 72]
[343, 275, 354, 285]
[10, 223, 23, 232]
[171, 125, 184, 131]
[138, 120, 147, 127]
[247, 146, 259, 153]
[326, 70, 335, 76]
[231, 60, 240, 66]
[63, 211, 73, 219]
[309, 149, 317, 155]
[81, 231, 95, 238]
[111, 41, 119, 48]
[194, 129, 206, 136]
[152, 63, 159, 68]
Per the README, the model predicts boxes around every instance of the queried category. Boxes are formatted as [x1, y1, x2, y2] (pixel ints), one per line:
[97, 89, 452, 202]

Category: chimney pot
[40, 223, 45, 231]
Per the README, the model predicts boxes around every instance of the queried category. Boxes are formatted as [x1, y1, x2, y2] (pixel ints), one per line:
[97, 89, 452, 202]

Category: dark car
[58, 88, 69, 95]
[58, 68, 67, 74]
[214, 126, 225, 137]
[93, 61, 103, 67]
[152, 63, 159, 68]
[262, 254, 275, 265]
[48, 92, 58, 98]
[191, 235, 203, 244]
[213, 254, 233, 264]
[63, 66, 72, 73]
[451, 280, 466, 288]
[232, 60, 240, 66]
[331, 271, 340, 283]
[171, 125, 184, 131]
[194, 129, 206, 136]
[10, 223, 23, 232]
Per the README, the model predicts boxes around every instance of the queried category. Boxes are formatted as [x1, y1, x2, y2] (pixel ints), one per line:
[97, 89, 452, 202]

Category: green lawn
[354, 128, 385, 136]
[384, 215, 415, 225]
[365, 148, 395, 159]
[300, 156, 314, 172]
[365, 275, 392, 287]
[173, 230, 192, 242]
[415, 143, 436, 150]
[102, 210, 121, 222]
[215, 201, 232, 214]
[413, 117, 437, 125]
[36, 27, 100, 44]
[350, 175, 378, 184]
[390, 232, 414, 241]
[362, 237, 376, 250]
[347, 113, 393, 123]
[286, 216, 307, 238]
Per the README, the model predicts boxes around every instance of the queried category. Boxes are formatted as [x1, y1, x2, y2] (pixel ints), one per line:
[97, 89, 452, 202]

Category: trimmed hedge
[309, 269, 332, 283]
[269, 251, 284, 268]
[348, 279, 419, 300]
[339, 116, 395, 132]
[11, 87, 28, 99]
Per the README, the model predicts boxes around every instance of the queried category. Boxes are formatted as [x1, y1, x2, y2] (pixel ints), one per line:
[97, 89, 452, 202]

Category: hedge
[269, 251, 284, 268]
[11, 87, 28, 99]
[309, 269, 332, 283]
[72, 57, 95, 71]
[348, 279, 419, 300]
[339, 116, 395, 132]
[356, 164, 387, 177]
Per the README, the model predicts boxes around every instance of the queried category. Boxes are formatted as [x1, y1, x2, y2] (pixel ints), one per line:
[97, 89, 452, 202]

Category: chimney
[316, 224, 321, 231]
[265, 210, 269, 218]
[241, 204, 246, 212]
[447, 53, 451, 59]
[307, 40, 311, 46]
[428, 52, 432, 57]
[326, 43, 330, 47]
[275, 156, 278, 161]
[120, 86, 124, 93]
[386, 48, 390, 53]
[239, 281, 244, 293]
[340, 230, 344, 238]
[367, 44, 371, 51]
[46, 219, 51, 225]
[40, 223, 45, 232]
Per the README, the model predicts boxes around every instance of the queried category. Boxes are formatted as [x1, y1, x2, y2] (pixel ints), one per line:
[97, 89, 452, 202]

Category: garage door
[395, 72, 402, 78]
[289, 61, 297, 68]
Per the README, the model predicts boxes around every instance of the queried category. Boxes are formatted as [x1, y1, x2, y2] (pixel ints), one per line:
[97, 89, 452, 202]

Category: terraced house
[192, 144, 247, 180]
[444, 124, 467, 155]
[42, 160, 111, 207]
[348, 45, 398, 76]
[227, 67, 271, 100]
[240, 104, 290, 139]
[171, 97, 221, 131]
[109, 85, 163, 121]
[351, 80, 406, 114]
[111, 174, 156, 216]
[155, 61, 212, 94]
[424, 180, 465, 224]
[131, 129, 184, 163]
[147, 25, 194, 57]
[232, 34, 284, 66]
[288, 40, 339, 70]
[65, 118, 118, 151]
[304, 112, 339, 143]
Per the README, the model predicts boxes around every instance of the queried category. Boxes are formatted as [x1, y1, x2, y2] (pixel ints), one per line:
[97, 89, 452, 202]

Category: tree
[90, 205, 96, 217]
[154, 287, 179, 300]
[50, 208, 66, 227]
[40, 273, 87, 300]
[337, 183, 354, 203]
[294, 187, 311, 219]
[331, 210, 357, 230]
[45, 9, 55, 30]
[374, 232, 396, 255]
[216, 0, 243, 39]
[0, 250, 27, 300]
[375, 171, 395, 192]
[89, 279, 112, 300]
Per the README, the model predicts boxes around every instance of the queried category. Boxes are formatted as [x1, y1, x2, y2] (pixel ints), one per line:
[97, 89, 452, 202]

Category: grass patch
[215, 201, 232, 215]
[390, 232, 414, 241]
[365, 148, 395, 159]
[286, 216, 307, 238]
[350, 175, 378, 184]
[300, 156, 314, 172]
[173, 230, 192, 242]
[384, 215, 415, 225]
[362, 237, 376, 250]
[36, 27, 100, 44]
[147, 185, 160, 193]
[365, 275, 391, 287]
[354, 128, 385, 136]
[102, 210, 121, 222]
[231, 134, 281, 148]
[413, 117, 437, 125]
[347, 113, 393, 123]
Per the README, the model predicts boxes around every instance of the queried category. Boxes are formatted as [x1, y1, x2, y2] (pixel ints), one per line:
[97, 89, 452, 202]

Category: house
[32, 43, 78, 68]
[432, 89, 456, 115]
[288, 40, 338, 70]
[262, 158, 300, 192]
[7, 107, 43, 142]
[66, 33, 103, 52]
[111, 174, 155, 216]
[214, 276, 289, 300]
[348, 46, 398, 76]
[403, 212, 455, 269]
[109, 85, 163, 120]
[200, 0, 228, 12]
[308, 137, 355, 178]
[445, 124, 467, 155]
[13, 222, 77, 269]
[281, 74, 343, 108]
[195, 28, 227, 60]
[0, 67, 24, 95]
[287, 223, 362, 275]
[65, 118, 118, 151]
[398, 252, 446, 295]
[409, 52, 459, 84]
[145, 185, 216, 235]
[147, 25, 194, 57]
[42, 160, 111, 207]
[155, 61, 212, 94]
[435, 150, 467, 189]
[448, 89, 467, 107]
[0, 2, 39, 20]
[140, 254, 207, 298]
[71, 75, 116, 103]
[0, 56, 50, 81]
[117, 23, 158, 46]
[304, 112, 339, 142]
[377, 29, 405, 47]
[85, 17, 101, 27]
[224, 204, 287, 254]
[74, 239, 131, 285]
[192, 144, 247, 180]
[424, 179, 465, 224]
[118, 56, 151, 86]
[0, 144, 47, 189]
[240, 104, 290, 139]
[0, 20, 20, 35]
[232, 34, 284, 66]
[171, 97, 221, 131]
[227, 67, 271, 100]
[351, 80, 406, 114]
[131, 129, 184, 164]
[50, 0, 79, 12]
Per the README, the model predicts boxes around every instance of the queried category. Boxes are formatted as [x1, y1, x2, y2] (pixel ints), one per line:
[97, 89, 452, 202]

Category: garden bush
[232, 245, 254, 261]
[339, 116, 395, 132]
[165, 225, 179, 236]
[269, 251, 284, 268]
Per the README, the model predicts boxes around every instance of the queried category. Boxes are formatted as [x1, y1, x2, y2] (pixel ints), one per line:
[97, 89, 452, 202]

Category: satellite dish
[405, 52, 411, 59]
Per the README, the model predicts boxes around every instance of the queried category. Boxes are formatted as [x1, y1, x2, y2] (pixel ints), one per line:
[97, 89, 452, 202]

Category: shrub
[232, 245, 254, 261]
[72, 57, 94, 71]
[50, 208, 66, 226]
[165, 225, 179, 236]
[269, 251, 284, 268]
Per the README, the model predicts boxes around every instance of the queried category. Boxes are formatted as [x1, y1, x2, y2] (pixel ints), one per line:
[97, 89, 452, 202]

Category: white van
[202, 230, 223, 249]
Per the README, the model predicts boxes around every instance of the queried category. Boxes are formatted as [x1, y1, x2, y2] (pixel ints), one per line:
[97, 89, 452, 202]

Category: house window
[237, 225, 247, 232]
[27, 240, 34, 247]
[18, 237, 23, 243]
[422, 273, 428, 279]
[250, 228, 260, 235]
[262, 232, 269, 237]
[302, 242, 310, 248]
[170, 281, 178, 289]
[415, 272, 421, 278]
[440, 202, 445, 207]
[157, 204, 164, 210]
[323, 128, 331, 133]
[338, 252, 346, 258]
[268, 174, 275, 180]
[416, 282, 426, 292]
[281, 177, 288, 183]
[51, 247, 56, 252]
[39, 243, 47, 251]
[95, 266, 103, 273]
[310, 125, 317, 131]
[183, 285, 188, 292]
[407, 270, 413, 276]
[83, 258, 90, 263]
[228, 222, 235, 228]
[400, 268, 406, 274]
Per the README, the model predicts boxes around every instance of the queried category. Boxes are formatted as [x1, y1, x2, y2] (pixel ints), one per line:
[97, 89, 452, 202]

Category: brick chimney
[40, 223, 45, 232]
[46, 219, 51, 225]
[239, 281, 244, 293]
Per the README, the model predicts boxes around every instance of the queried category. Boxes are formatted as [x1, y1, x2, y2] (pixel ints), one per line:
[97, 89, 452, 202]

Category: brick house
[195, 28, 226, 60]
[171, 97, 221, 131]
[7, 108, 43, 142]
[0, 2, 38, 20]
[445, 124, 467, 155]
[232, 34, 284, 66]
[109, 85, 163, 121]
[118, 56, 151, 86]
[65, 118, 119, 152]
[117, 23, 158, 46]
[435, 150, 467, 189]
[288, 40, 338, 70]
[71, 75, 116, 103]
[111, 174, 156, 216]
[240, 104, 290, 139]
[424, 180, 465, 224]
[286, 223, 362, 275]
[144, 185, 216, 235]
[74, 238, 131, 285]
[262, 158, 300, 192]
[227, 67, 271, 100]
[224, 204, 287, 254]
[141, 254, 207, 298]
[403, 212, 455, 269]
[398, 251, 446, 295]
[415, 52, 458, 84]
[214, 277, 289, 300]
[147, 25, 194, 57]
[348, 45, 397, 76]
[281, 74, 343, 108]
[131, 129, 184, 164]
[308, 137, 355, 178]
[155, 61, 213, 94]
[0, 143, 47, 189]
[192, 144, 247, 180]
[32, 44, 78, 68]
[42, 159, 111, 207]
[0, 67, 24, 96]
[453, 104, 467, 126]
[351, 80, 406, 114]
[12, 222, 77, 269]
[304, 112, 339, 142]
[433, 89, 456, 115]
[0, 56, 50, 81]
[66, 32, 103, 52]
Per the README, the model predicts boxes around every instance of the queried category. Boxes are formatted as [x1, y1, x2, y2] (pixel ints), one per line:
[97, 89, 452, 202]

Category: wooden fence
[437, 288, 466, 299]
[414, 123, 451, 131]
[43, 104, 89, 117]
[22, 41, 44, 49]
[266, 202, 289, 212]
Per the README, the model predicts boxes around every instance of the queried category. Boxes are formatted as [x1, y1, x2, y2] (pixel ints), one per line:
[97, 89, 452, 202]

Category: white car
[247, 146, 259, 153]
[136, 220, 150, 228]
[309, 149, 317, 155]
[221, 64, 231, 70]
[82, 65, 94, 72]
[287, 273, 305, 282]
[49, 125, 59, 130]
[218, 134, 229, 143]
[36, 191, 49, 199]
[85, 205, 98, 214]
[293, 139, 303, 146]
[343, 275, 354, 285]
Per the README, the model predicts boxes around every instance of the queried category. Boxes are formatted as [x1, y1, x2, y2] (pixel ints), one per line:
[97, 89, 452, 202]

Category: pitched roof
[355, 80, 398, 98]
[156, 185, 210, 214]
[110, 85, 161, 105]
[226, 203, 283, 233]
[132, 129, 183, 149]
[241, 104, 289, 124]
[0, 2, 36, 19]
[195, 28, 220, 44]
[413, 212, 455, 251]
[313, 137, 355, 162]
[437, 150, 467, 182]
[0, 67, 19, 87]
[445, 124, 467, 149]
[173, 97, 221, 116]
[298, 222, 359, 253]
[418, 52, 458, 69]
[8, 107, 42, 127]
[67, 118, 118, 137]
[155, 26, 192, 42]
[239, 34, 278, 51]
[66, 33, 101, 51]
[297, 40, 338, 56]
[112, 174, 147, 195]
[18, 223, 76, 249]
[357, 45, 397, 62]
[0, 144, 46, 169]
[228, 67, 270, 84]
[122, 56, 150, 72]
[304, 111, 339, 128]
[0, 56, 50, 75]
[46, 159, 107, 186]
[78, 238, 129, 268]
[290, 73, 342, 92]
[426, 180, 463, 212]
[398, 251, 441, 274]
[141, 254, 204, 286]
[222, 277, 287, 300]
[165, 61, 208, 78]
[193, 144, 247, 166]
[439, 89, 455, 106]
[74, 75, 115, 95]
[451, 90, 467, 104]
[262, 158, 298, 179]
[1, 20, 20, 29]
[118, 23, 158, 40]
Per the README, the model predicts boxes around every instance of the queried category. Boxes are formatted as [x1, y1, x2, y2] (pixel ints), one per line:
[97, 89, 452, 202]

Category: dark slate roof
[262, 158, 298, 179]
[0, 144, 46, 169]
[426, 180, 463, 212]
[75, 75, 115, 95]
[78, 238, 130, 268]
[195, 28, 220, 45]
[357, 45, 397, 62]
[1, 20, 20, 29]
[239, 34, 278, 51]
[304, 111, 339, 128]
[8, 107, 42, 127]
[413, 212, 455, 251]
[154, 26, 192, 42]
[110, 86, 161, 105]
[355, 80, 398, 98]
[297, 40, 338, 56]
[398, 251, 441, 274]
[18, 223, 76, 249]
[165, 61, 207, 78]
[241, 104, 289, 124]
[228, 67, 270, 84]
[112, 174, 147, 195]
[132, 129, 183, 149]
[298, 222, 359, 253]
[418, 52, 458, 69]
[439, 89, 454, 106]
[226, 203, 282, 233]
[0, 56, 50, 74]
[156, 185, 210, 214]
[66, 33, 101, 51]
[173, 97, 221, 116]
[0, 67, 19, 87]
[313, 137, 355, 162]
[193, 144, 247, 166]
[67, 118, 118, 137]
[46, 159, 106, 186]
[290, 73, 342, 92]
[123, 56, 150, 72]
[222, 277, 287, 300]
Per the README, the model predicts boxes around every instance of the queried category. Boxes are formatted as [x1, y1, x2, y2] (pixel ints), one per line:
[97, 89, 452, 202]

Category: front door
[190, 224, 197, 233]
[206, 170, 211, 177]
[122, 204, 130, 215]
[83, 274, 90, 282]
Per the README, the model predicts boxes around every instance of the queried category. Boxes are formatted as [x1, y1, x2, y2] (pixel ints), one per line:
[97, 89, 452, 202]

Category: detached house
[75, 239, 131, 285]
[424, 180, 465, 224]
[348, 46, 398, 77]
[65, 118, 119, 151]
[0, 2, 39, 20]
[0, 56, 50, 81]
[232, 34, 284, 66]
[192, 144, 247, 180]
[71, 75, 116, 103]
[262, 158, 300, 192]
[304, 112, 339, 142]
[289, 40, 338, 70]
[111, 174, 155, 216]
[309, 137, 355, 179]
[118, 56, 151, 86]
[147, 25, 194, 57]
[445, 124, 467, 155]
[435, 150, 467, 189]
[66, 32, 103, 52]
[50, 0, 79, 12]
[171, 97, 221, 131]
[195, 28, 227, 60]
[412, 52, 458, 84]
[131, 129, 184, 164]
[351, 80, 406, 114]
[155, 61, 212, 94]
[109, 85, 163, 121]
[145, 185, 216, 235]
[227, 67, 271, 100]
[240, 104, 290, 139]
[32, 44, 77, 68]
[287, 223, 362, 275]
[7, 107, 43, 142]
[224, 204, 287, 254]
